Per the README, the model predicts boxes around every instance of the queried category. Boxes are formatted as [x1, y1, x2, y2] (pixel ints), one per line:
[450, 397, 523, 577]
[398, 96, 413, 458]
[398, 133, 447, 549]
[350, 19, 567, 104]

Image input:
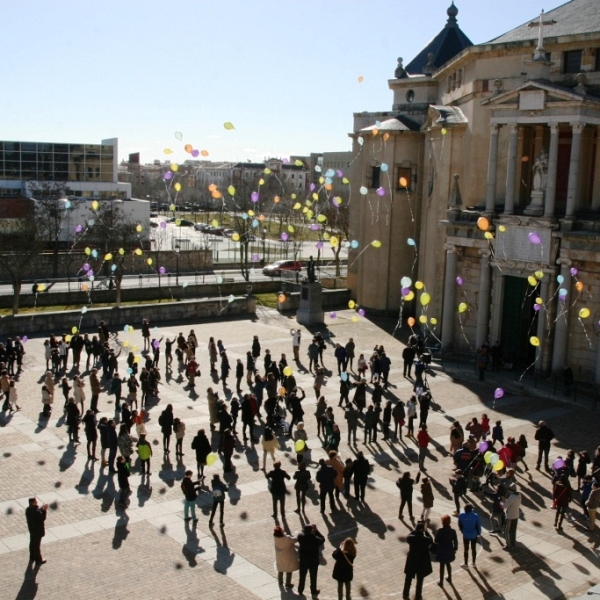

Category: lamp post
[262, 227, 267, 261]
[175, 244, 180, 286]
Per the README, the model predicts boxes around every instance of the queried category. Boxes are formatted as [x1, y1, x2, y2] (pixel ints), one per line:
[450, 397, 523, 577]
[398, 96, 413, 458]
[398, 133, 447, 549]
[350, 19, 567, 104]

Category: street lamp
[175, 244, 180, 286]
[262, 227, 267, 261]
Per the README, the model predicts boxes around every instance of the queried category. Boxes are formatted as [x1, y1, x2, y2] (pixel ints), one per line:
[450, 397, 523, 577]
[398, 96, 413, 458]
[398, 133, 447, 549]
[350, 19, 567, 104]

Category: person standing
[344, 404, 358, 445]
[417, 425, 430, 471]
[291, 329, 302, 362]
[294, 461, 312, 514]
[316, 458, 337, 514]
[402, 344, 416, 378]
[173, 418, 186, 458]
[25, 498, 48, 567]
[397, 471, 415, 520]
[363, 405, 376, 444]
[82, 410, 98, 461]
[352, 452, 370, 502]
[220, 351, 231, 386]
[89, 369, 101, 414]
[136, 433, 153, 475]
[435, 515, 458, 587]
[406, 396, 417, 437]
[332, 538, 357, 600]
[586, 481, 600, 531]
[402, 521, 433, 600]
[297, 524, 325, 597]
[267, 461, 291, 520]
[308, 339, 319, 373]
[273, 526, 299, 588]
[117, 456, 131, 508]
[106, 419, 118, 473]
[181, 470, 200, 522]
[503, 487, 522, 547]
[535, 420, 555, 470]
[235, 359, 244, 394]
[191, 428, 211, 480]
[421, 476, 434, 522]
[261, 426, 279, 471]
[159, 404, 174, 454]
[209, 474, 228, 527]
[66, 398, 81, 445]
[458, 504, 481, 567]
[345, 338, 355, 372]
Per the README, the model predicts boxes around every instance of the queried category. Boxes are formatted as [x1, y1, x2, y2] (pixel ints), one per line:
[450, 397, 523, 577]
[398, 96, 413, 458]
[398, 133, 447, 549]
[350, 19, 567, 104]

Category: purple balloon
[494, 387, 504, 400]
[252, 253, 259, 262]
[553, 458, 566, 470]
[160, 221, 167, 229]
[456, 276, 463, 286]
[158, 266, 166, 274]
[478, 441, 489, 453]
[281, 232, 289, 241]
[528, 232, 542, 245]
[75, 224, 83, 234]
[570, 267, 578, 276]
[191, 149, 199, 157]
[376, 187, 386, 197]
[329, 312, 337, 319]
[316, 241, 323, 250]
[401, 287, 411, 297]
[87, 269, 94, 277]
[82, 263, 90, 272]
[164, 172, 173, 180]
[533, 304, 541, 311]
[251, 192, 259, 203]
[358, 308, 366, 317]
[336, 170, 344, 178]
[309, 183, 316, 192]
[152, 340, 160, 349]
[21, 335, 28, 343]
[310, 224, 321, 231]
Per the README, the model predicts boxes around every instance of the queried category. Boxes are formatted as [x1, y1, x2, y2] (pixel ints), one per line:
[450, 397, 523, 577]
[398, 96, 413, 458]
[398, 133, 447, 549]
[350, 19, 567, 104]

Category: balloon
[174, 183, 182, 192]
[281, 232, 289, 241]
[477, 217, 490, 231]
[92, 200, 99, 211]
[458, 303, 467, 313]
[358, 137, 364, 146]
[557, 274, 564, 284]
[494, 388, 504, 399]
[420, 292, 431, 306]
[75, 224, 83, 234]
[82, 284, 89, 292]
[174, 131, 183, 140]
[484, 451, 493, 464]
[340, 372, 348, 381]
[479, 441, 489, 453]
[283, 366, 293, 377]
[152, 340, 160, 349]
[159, 267, 166, 274]
[191, 149, 200, 157]
[351, 316, 360, 323]
[498, 225, 506, 232]
[493, 459, 505, 471]
[227, 294, 235, 303]
[135, 248, 142, 256]
[401, 287, 411, 297]
[164, 172, 173, 181]
[430, 318, 438, 325]
[65, 335, 72, 343]
[405, 291, 415, 301]
[376, 187, 386, 197]
[84, 247, 91, 255]
[82, 263, 90, 272]
[419, 315, 427, 324]
[489, 453, 500, 466]
[358, 309, 366, 317]
[350, 240, 359, 249]
[91, 249, 98, 258]
[171, 164, 179, 172]
[579, 307, 591, 319]
[553, 459, 566, 470]
[147, 258, 153, 266]
[206, 453, 217, 466]
[415, 281, 424, 290]
[407, 238, 416, 246]
[401, 276, 412, 288]
[278, 387, 286, 396]
[484, 232, 494, 240]
[559, 288, 568, 299]
[441, 128, 447, 135]
[160, 221, 167, 229]
[133, 356, 141, 364]
[71, 326, 78, 334]
[89, 276, 95, 282]
[359, 186, 368, 195]
[456, 276, 463, 286]
[294, 439, 305, 453]
[251, 192, 259, 203]
[528, 232, 542, 245]
[329, 312, 337, 319]
[399, 177, 408, 188]
[126, 368, 133, 375]
[576, 281, 584, 292]
[232, 233, 240, 242]
[407, 317, 416, 327]
[124, 324, 130, 333]
[535, 297, 543, 305]
[530, 336, 540, 347]
[528, 276, 538, 286]
[348, 300, 356, 309]
[278, 294, 286, 303]
[381, 163, 388, 172]
[570, 267, 578, 276]
[223, 122, 235, 130]
[81, 306, 88, 314]
[175, 219, 181, 226]
[533, 304, 541, 311]
[535, 270, 544, 279]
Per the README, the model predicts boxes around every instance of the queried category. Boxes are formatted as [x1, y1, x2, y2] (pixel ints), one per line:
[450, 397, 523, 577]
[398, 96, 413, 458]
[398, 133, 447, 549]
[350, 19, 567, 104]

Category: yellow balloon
[323, 232, 331, 240]
[291, 193, 297, 200]
[147, 258, 153, 266]
[579, 307, 591, 319]
[247, 210, 255, 217]
[351, 316, 359, 323]
[134, 356, 141, 364]
[223, 122, 235, 130]
[71, 326, 78, 334]
[287, 225, 295, 233]
[535, 297, 543, 305]
[535, 270, 544, 279]
[283, 366, 293, 377]
[123, 340, 130, 348]
[228, 185, 236, 195]
[174, 183, 182, 192]
[170, 164, 179, 172]
[294, 439, 305, 453]
[371, 240, 382, 248]
[206, 452, 217, 466]
[493, 459, 505, 472]
[317, 214, 327, 223]
[211, 219, 219, 227]
[342, 177, 350, 184]
[306, 210, 314, 219]
[135, 248, 143, 256]
[312, 193, 319, 201]
[415, 281, 424, 290]
[65, 335, 72, 343]
[330, 237, 339, 247]
[420, 292, 431, 306]
[407, 317, 416, 327]
[118, 248, 125, 255]
[264, 168, 272, 175]
[293, 203, 301, 210]
[84, 247, 91, 255]
[175, 219, 181, 226]
[259, 178, 265, 186]
[498, 225, 506, 232]
[169, 204, 176, 211]
[484, 232, 494, 240]
[348, 300, 356, 309]
[37, 284, 46, 292]
[294, 160, 303, 167]
[419, 315, 427, 324]
[528, 276, 538, 286]
[530, 336, 540, 347]
[430, 317, 438, 325]
[405, 291, 415, 301]
[458, 302, 467, 313]
[319, 177, 324, 185]
[441, 128, 448, 135]
[92, 200, 99, 211]
[163, 148, 173, 155]
[232, 233, 240, 241]
[104, 253, 113, 261]
[136, 224, 143, 233]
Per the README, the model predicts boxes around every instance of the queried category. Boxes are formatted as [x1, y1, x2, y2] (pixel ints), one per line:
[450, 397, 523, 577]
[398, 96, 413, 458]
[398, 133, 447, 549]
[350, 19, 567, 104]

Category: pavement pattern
[1, 305, 599, 600]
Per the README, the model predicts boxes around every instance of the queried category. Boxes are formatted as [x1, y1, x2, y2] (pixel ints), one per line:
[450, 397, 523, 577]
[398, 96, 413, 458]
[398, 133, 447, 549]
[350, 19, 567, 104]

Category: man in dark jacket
[181, 470, 200, 521]
[535, 420, 555, 470]
[25, 498, 48, 566]
[316, 459, 337, 514]
[117, 456, 131, 508]
[297, 524, 325, 597]
[266, 461, 291, 519]
[403, 345, 416, 378]
[353, 452, 371, 501]
[402, 521, 433, 599]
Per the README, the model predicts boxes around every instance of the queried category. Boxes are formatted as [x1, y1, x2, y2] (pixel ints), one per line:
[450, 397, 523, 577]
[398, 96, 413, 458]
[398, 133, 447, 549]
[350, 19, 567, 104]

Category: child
[481, 413, 490, 439]
[577, 450, 591, 490]
[136, 434, 153, 475]
[343, 458, 354, 497]
[492, 420, 504, 445]
[450, 469, 467, 515]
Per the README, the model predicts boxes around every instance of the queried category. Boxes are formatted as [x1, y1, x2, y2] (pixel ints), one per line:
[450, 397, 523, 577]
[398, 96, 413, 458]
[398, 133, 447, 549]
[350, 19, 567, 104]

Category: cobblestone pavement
[1, 305, 600, 599]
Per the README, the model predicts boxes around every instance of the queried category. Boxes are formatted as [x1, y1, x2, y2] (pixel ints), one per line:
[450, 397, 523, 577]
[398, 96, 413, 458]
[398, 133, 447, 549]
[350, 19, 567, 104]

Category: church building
[347, 0, 600, 382]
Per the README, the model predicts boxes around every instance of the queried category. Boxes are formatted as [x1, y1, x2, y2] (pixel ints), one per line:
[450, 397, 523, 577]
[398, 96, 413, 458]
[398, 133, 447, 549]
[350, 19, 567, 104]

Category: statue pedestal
[296, 282, 324, 326]
[524, 190, 544, 216]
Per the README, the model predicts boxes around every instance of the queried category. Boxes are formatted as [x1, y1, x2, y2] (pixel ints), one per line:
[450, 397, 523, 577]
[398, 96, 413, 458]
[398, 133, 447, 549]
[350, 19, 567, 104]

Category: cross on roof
[528, 9, 557, 62]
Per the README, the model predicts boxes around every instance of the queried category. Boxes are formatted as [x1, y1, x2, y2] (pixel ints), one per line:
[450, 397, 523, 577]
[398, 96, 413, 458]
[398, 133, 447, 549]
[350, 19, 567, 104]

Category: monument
[524, 149, 548, 216]
[296, 256, 324, 326]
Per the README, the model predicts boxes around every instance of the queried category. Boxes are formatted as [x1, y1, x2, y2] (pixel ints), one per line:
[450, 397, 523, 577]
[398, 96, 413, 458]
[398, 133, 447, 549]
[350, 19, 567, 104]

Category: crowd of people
[4, 321, 599, 599]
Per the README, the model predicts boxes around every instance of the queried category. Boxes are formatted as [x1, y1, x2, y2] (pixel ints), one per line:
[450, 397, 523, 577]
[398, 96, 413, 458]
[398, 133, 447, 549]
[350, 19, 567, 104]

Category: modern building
[348, 0, 600, 382]
[0, 138, 131, 199]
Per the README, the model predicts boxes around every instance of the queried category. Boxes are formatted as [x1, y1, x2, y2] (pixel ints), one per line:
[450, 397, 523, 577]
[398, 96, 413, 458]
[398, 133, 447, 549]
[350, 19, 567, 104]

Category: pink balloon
[494, 388, 504, 399]
[164, 172, 173, 180]
[376, 187, 386, 197]
[252, 253, 259, 262]
[281, 232, 289, 241]
[456, 276, 463, 286]
[251, 192, 259, 203]
[528, 232, 542, 245]
[159, 266, 166, 274]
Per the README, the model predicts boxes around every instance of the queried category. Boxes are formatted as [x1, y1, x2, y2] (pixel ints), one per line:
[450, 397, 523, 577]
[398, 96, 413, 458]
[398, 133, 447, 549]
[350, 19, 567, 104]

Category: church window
[406, 89, 415, 103]
[369, 166, 381, 189]
[563, 50, 582, 73]
[396, 167, 412, 191]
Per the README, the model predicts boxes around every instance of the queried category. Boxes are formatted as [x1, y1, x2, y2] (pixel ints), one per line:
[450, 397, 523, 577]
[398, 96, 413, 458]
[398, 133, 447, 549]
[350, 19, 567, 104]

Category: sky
[1, 0, 567, 165]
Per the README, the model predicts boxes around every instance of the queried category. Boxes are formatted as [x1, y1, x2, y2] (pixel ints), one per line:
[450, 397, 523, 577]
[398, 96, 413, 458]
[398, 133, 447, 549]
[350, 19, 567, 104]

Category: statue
[394, 57, 407, 79]
[306, 256, 317, 283]
[532, 149, 548, 193]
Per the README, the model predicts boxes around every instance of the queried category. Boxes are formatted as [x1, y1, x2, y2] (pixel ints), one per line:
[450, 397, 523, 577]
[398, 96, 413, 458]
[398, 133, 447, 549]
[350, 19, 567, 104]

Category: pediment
[482, 81, 597, 109]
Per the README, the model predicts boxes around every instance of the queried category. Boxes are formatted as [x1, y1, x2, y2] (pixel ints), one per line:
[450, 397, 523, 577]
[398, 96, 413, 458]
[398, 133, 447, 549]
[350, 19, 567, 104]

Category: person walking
[297, 524, 325, 597]
[345, 338, 355, 371]
[406, 396, 417, 437]
[106, 419, 118, 473]
[191, 429, 211, 480]
[392, 401, 406, 442]
[352, 452, 370, 502]
[535, 420, 555, 470]
[273, 525, 299, 588]
[363, 405, 376, 444]
[261, 426, 279, 471]
[316, 458, 337, 514]
[25, 498, 48, 567]
[397, 471, 415, 520]
[421, 476, 434, 522]
[291, 329, 302, 362]
[402, 521, 433, 600]
[267, 461, 291, 520]
[181, 470, 200, 522]
[553, 475, 572, 531]
[504, 487, 522, 548]
[458, 504, 481, 567]
[332, 538, 357, 600]
[208, 474, 228, 527]
[435, 515, 458, 587]
[294, 462, 311, 513]
[449, 469, 467, 516]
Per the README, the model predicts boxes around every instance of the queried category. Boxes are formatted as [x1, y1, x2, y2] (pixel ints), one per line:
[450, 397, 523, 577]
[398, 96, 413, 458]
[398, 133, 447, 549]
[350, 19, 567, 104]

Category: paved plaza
[0, 305, 599, 600]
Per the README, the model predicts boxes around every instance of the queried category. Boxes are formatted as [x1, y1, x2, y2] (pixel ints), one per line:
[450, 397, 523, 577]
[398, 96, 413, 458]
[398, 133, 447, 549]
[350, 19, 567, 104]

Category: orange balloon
[201, 150, 209, 157]
[184, 144, 193, 153]
[576, 281, 584, 292]
[278, 294, 286, 303]
[212, 190, 222, 199]
[399, 177, 408, 188]
[477, 217, 490, 231]
[208, 183, 217, 192]
[407, 317, 415, 327]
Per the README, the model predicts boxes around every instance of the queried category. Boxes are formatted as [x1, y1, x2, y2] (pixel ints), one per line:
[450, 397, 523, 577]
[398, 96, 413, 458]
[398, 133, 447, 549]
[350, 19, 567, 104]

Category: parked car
[168, 218, 194, 227]
[262, 260, 302, 277]
[223, 229, 235, 238]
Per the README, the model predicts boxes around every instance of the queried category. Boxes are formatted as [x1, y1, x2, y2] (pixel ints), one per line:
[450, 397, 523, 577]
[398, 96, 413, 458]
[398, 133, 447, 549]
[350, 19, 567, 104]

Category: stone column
[489, 269, 505, 343]
[551, 259, 572, 372]
[504, 123, 519, 214]
[475, 250, 492, 348]
[485, 124, 500, 213]
[441, 244, 458, 350]
[543, 123, 560, 218]
[565, 122, 585, 218]
[536, 278, 549, 372]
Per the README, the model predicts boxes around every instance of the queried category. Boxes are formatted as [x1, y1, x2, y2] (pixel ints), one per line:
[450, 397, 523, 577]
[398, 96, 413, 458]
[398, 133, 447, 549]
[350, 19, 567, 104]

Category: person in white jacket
[503, 487, 521, 549]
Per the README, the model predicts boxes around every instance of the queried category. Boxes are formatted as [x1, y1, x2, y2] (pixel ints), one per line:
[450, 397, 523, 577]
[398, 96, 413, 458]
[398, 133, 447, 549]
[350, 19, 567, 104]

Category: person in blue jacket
[458, 503, 481, 568]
